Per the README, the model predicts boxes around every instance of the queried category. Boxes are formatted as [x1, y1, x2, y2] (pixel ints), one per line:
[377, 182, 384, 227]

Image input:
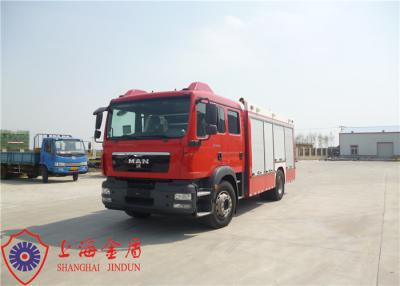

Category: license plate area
[125, 187, 152, 205]
[125, 197, 154, 206]
[126, 188, 151, 198]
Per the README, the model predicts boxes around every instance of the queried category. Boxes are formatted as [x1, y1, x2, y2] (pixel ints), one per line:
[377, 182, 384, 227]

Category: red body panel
[249, 173, 276, 197]
[286, 167, 296, 183]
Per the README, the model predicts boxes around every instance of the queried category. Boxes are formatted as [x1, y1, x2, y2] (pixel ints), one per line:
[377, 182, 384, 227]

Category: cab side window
[217, 106, 226, 133]
[44, 141, 52, 153]
[228, 110, 240, 134]
[196, 102, 206, 137]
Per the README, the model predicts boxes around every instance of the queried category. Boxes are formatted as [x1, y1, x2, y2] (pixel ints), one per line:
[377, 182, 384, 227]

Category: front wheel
[41, 166, 49, 183]
[204, 181, 236, 229]
[72, 173, 79, 181]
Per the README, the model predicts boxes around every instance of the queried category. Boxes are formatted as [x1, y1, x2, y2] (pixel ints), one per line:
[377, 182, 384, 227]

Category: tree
[296, 134, 305, 144]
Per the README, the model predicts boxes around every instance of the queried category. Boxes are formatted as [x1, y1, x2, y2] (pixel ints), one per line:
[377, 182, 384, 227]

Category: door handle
[217, 152, 222, 161]
[239, 152, 243, 160]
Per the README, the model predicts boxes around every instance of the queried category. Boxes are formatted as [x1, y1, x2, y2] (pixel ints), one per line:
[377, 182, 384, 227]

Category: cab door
[41, 140, 55, 169]
[185, 102, 230, 177]
[197, 102, 222, 171]
[226, 109, 245, 179]
[214, 105, 229, 166]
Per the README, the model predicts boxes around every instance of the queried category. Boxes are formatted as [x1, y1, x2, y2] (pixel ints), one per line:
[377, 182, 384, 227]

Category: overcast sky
[1, 1, 398, 146]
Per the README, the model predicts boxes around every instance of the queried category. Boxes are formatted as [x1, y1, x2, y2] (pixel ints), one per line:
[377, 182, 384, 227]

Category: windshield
[107, 96, 190, 140]
[55, 140, 85, 155]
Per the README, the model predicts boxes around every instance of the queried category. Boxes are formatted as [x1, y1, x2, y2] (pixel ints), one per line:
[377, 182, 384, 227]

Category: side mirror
[93, 107, 107, 143]
[94, 130, 101, 139]
[205, 103, 218, 126]
[206, 124, 217, 135]
[95, 113, 103, 130]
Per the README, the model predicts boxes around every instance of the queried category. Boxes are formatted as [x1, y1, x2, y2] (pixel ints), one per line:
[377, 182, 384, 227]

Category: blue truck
[0, 134, 88, 183]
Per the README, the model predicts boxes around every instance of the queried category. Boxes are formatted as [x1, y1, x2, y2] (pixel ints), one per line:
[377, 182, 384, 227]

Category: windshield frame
[105, 95, 192, 141]
[55, 139, 86, 156]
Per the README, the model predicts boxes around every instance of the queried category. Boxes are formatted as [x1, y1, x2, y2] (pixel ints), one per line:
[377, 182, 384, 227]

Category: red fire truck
[93, 82, 295, 228]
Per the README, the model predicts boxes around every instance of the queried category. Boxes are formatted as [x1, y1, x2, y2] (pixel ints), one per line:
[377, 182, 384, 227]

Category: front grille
[112, 152, 170, 173]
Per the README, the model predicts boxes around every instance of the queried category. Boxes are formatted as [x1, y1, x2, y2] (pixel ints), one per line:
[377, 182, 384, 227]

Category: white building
[339, 126, 400, 159]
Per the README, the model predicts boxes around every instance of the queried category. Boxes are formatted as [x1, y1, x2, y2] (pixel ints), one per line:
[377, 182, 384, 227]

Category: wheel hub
[215, 191, 232, 218]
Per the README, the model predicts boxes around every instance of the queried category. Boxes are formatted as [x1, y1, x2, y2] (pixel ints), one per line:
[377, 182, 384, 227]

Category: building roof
[340, 126, 400, 134]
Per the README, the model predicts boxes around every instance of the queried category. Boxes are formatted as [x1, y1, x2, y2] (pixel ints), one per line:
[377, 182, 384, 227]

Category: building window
[228, 110, 240, 134]
[350, 145, 358, 155]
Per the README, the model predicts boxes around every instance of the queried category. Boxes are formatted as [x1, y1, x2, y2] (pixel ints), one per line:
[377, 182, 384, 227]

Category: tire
[72, 173, 79, 181]
[27, 169, 38, 179]
[27, 173, 38, 179]
[205, 180, 236, 229]
[41, 166, 49, 183]
[125, 211, 151, 219]
[260, 170, 285, 201]
[1, 166, 9, 180]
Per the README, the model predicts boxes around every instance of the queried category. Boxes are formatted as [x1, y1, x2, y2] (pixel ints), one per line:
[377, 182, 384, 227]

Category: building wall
[339, 132, 400, 156]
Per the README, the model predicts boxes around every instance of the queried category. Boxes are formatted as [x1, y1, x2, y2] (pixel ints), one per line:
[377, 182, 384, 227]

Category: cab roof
[43, 137, 81, 141]
[111, 82, 243, 110]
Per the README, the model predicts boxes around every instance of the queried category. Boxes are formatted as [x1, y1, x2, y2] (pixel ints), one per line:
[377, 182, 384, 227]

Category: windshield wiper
[137, 134, 175, 139]
[113, 134, 176, 140]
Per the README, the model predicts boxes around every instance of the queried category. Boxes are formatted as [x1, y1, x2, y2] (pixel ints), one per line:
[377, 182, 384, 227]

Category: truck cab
[37, 135, 88, 182]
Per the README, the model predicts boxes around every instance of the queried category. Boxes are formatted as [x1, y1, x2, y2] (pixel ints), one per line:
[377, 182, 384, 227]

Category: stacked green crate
[0, 130, 30, 151]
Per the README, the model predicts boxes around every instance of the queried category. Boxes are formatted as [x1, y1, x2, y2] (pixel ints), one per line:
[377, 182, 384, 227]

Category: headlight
[174, 193, 192, 201]
[80, 161, 88, 166]
[54, 162, 66, 167]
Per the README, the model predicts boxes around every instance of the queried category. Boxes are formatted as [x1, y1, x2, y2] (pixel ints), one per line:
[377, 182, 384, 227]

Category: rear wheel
[41, 166, 49, 183]
[1, 166, 9, 180]
[72, 173, 79, 181]
[260, 170, 285, 201]
[27, 169, 38, 179]
[125, 211, 151, 219]
[205, 180, 236, 229]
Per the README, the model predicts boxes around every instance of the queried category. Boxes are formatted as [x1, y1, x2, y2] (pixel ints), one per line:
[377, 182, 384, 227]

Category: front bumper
[51, 165, 88, 175]
[101, 177, 212, 215]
